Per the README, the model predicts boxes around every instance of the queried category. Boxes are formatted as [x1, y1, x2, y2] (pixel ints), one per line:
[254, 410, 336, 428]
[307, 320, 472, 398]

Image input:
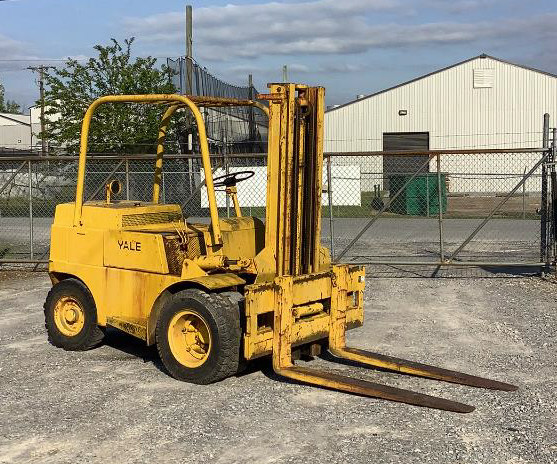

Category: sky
[0, 0, 556, 111]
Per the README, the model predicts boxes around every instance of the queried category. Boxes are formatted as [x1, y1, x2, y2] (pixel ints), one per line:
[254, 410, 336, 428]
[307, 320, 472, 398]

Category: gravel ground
[0, 271, 556, 464]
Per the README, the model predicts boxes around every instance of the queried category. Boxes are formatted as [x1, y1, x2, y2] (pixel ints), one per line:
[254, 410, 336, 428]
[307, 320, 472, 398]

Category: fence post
[125, 159, 130, 200]
[223, 129, 230, 218]
[522, 166, 527, 220]
[28, 160, 34, 260]
[327, 154, 335, 261]
[436, 154, 445, 263]
[162, 171, 166, 204]
[426, 174, 430, 217]
[540, 114, 550, 264]
[548, 128, 557, 262]
[224, 151, 230, 218]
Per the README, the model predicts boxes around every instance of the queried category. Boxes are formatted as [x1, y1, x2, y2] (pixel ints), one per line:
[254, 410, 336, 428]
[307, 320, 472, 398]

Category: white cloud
[421, 0, 502, 14]
[0, 32, 89, 65]
[123, 1, 557, 62]
[0, 33, 27, 59]
[123, 0, 399, 60]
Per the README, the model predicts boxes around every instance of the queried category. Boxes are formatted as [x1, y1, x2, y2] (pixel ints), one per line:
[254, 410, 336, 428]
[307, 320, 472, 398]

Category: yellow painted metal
[218, 217, 265, 260]
[259, 86, 284, 277]
[53, 296, 85, 337]
[281, 84, 296, 276]
[329, 264, 350, 349]
[103, 230, 169, 273]
[51, 85, 365, 374]
[226, 186, 242, 217]
[180, 273, 246, 290]
[168, 310, 212, 368]
[153, 104, 179, 203]
[272, 275, 294, 370]
[293, 94, 306, 276]
[267, 264, 479, 412]
[191, 255, 226, 270]
[105, 180, 122, 204]
[293, 302, 323, 319]
[106, 316, 147, 340]
[256, 84, 330, 280]
[310, 87, 326, 271]
[74, 94, 223, 245]
[242, 269, 363, 360]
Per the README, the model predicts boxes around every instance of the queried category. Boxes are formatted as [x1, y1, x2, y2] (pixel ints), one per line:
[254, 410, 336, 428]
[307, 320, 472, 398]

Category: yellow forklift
[44, 85, 516, 412]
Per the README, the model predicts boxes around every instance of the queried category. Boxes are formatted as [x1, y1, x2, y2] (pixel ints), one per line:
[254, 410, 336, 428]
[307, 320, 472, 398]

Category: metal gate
[1, 143, 556, 274]
[326, 142, 555, 272]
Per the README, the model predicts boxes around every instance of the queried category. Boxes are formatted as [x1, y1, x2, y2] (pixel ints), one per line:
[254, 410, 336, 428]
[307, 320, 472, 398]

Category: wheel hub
[168, 310, 212, 368]
[64, 308, 78, 323]
[53, 297, 85, 337]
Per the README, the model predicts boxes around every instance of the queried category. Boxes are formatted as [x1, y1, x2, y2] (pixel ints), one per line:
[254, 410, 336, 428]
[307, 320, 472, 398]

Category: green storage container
[388, 173, 447, 216]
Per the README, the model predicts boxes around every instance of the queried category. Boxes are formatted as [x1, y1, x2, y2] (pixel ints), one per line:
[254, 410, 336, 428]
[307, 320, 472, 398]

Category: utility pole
[185, 5, 195, 196]
[39, 67, 46, 155]
[186, 5, 193, 95]
[28, 66, 47, 156]
[248, 73, 256, 152]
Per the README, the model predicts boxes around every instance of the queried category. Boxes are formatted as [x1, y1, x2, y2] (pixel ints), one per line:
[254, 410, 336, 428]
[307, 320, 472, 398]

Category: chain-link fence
[0, 153, 268, 266]
[327, 149, 551, 270]
[0, 148, 553, 273]
[167, 57, 268, 154]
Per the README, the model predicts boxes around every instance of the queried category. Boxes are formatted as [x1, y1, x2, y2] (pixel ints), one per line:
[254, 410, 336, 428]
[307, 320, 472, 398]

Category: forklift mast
[261, 84, 325, 277]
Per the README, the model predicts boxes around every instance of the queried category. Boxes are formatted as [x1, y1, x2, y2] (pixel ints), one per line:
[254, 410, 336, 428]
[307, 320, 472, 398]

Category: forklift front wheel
[43, 278, 104, 351]
[156, 289, 242, 384]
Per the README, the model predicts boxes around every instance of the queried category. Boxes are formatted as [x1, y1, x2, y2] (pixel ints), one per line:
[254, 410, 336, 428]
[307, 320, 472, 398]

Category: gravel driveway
[0, 271, 555, 463]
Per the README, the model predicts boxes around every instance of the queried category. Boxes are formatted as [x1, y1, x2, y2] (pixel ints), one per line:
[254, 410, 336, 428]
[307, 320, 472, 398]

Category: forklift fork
[271, 266, 517, 413]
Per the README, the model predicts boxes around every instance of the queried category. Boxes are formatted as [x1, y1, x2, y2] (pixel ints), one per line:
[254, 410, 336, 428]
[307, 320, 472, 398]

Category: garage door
[383, 132, 429, 190]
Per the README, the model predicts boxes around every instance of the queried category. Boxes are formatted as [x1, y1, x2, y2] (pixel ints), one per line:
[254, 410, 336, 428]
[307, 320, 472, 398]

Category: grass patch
[0, 191, 541, 220]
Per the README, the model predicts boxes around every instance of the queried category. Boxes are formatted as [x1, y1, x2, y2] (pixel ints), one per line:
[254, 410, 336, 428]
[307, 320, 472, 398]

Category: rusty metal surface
[331, 347, 518, 392]
[326, 148, 544, 157]
[276, 365, 475, 413]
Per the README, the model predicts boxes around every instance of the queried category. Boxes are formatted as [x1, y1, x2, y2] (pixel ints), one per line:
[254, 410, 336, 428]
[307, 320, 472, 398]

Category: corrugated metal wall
[324, 56, 557, 193]
[0, 124, 39, 149]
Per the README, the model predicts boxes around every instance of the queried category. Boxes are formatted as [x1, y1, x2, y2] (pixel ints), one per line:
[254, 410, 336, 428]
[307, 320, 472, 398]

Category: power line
[0, 58, 87, 62]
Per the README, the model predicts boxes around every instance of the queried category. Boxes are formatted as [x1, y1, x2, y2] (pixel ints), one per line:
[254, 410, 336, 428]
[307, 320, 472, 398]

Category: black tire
[44, 278, 104, 351]
[156, 288, 241, 384]
[220, 290, 248, 374]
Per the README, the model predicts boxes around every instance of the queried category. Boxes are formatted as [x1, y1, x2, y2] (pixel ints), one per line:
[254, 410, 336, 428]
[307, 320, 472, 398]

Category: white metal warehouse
[324, 54, 557, 194]
[0, 107, 43, 152]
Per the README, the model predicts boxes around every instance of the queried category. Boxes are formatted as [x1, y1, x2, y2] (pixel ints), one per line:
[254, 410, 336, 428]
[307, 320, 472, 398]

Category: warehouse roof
[0, 113, 31, 126]
[326, 54, 557, 113]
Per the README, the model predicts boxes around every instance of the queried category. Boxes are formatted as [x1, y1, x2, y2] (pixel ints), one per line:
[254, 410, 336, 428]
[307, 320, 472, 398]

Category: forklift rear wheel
[156, 289, 242, 384]
[44, 278, 104, 351]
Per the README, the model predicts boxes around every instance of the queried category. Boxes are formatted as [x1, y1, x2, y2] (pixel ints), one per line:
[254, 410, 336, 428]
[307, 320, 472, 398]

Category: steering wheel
[212, 170, 255, 188]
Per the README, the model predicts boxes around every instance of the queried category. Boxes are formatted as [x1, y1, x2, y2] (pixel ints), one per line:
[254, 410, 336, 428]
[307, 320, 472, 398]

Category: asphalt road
[0, 271, 555, 463]
[0, 217, 541, 264]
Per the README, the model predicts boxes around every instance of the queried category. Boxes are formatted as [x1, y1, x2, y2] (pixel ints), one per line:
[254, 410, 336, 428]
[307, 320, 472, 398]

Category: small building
[324, 54, 557, 193]
[0, 109, 41, 153]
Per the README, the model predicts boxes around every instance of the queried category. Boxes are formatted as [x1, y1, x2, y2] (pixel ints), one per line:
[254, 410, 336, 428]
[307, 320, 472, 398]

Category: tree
[0, 83, 22, 114]
[42, 37, 181, 154]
